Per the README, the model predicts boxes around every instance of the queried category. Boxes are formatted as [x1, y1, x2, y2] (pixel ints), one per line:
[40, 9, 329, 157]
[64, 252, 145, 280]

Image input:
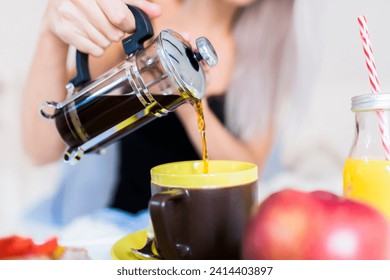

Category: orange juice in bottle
[343, 94, 390, 220]
[344, 158, 390, 220]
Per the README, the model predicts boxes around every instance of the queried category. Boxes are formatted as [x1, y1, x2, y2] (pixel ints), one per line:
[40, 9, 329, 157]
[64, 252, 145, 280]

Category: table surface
[18, 208, 150, 260]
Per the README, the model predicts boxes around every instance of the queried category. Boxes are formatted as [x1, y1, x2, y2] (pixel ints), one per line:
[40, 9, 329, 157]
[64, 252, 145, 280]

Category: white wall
[311, 0, 390, 174]
[0, 1, 60, 235]
[261, 0, 390, 197]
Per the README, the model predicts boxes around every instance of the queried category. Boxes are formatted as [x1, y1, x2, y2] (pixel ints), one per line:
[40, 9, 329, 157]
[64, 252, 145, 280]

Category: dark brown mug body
[149, 182, 258, 260]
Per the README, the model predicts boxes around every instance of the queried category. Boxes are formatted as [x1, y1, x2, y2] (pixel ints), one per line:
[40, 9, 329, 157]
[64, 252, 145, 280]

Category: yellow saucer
[111, 229, 159, 260]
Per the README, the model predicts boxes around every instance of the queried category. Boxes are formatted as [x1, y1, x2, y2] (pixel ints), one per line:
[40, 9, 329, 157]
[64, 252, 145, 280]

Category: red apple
[242, 189, 390, 260]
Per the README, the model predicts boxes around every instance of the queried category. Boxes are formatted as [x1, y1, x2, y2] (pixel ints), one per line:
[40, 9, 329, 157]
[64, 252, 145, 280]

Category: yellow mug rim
[150, 160, 258, 188]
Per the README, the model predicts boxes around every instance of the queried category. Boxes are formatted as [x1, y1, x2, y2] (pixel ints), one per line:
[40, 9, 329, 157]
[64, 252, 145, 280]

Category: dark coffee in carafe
[55, 94, 186, 154]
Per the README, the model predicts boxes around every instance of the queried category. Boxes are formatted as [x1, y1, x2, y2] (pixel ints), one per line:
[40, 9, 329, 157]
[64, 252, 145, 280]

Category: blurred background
[0, 1, 61, 235]
[1, 0, 390, 236]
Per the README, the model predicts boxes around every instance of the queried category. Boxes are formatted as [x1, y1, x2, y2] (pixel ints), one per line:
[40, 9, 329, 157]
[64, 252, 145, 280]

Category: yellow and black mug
[149, 160, 258, 260]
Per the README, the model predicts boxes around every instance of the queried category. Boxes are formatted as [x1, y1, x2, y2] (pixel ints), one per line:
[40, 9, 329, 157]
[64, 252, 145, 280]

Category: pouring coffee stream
[40, 5, 218, 166]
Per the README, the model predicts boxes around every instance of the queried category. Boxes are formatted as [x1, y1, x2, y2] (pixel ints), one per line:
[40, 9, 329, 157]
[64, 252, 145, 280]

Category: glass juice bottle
[344, 93, 390, 220]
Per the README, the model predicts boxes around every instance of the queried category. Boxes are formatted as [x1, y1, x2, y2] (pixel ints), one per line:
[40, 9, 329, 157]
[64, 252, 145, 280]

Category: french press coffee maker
[40, 6, 218, 164]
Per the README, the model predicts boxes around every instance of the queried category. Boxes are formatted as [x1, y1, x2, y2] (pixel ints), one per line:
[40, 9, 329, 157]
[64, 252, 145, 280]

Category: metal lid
[351, 93, 390, 112]
[158, 29, 217, 99]
[195, 37, 218, 67]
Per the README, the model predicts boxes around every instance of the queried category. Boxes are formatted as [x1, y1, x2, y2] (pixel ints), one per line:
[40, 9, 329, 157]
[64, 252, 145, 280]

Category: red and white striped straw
[357, 15, 390, 160]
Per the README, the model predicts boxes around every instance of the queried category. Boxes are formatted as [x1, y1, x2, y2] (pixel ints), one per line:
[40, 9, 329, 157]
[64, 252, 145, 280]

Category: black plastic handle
[69, 5, 154, 87]
[122, 5, 154, 55]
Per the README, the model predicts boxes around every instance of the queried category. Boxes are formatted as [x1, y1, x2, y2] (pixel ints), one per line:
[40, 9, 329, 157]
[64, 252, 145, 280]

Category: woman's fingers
[45, 0, 162, 56]
[96, 0, 137, 33]
[73, 0, 125, 42]
[123, 0, 162, 18]
[61, 26, 105, 57]
[67, 3, 113, 48]
[54, 1, 108, 55]
[97, 0, 161, 33]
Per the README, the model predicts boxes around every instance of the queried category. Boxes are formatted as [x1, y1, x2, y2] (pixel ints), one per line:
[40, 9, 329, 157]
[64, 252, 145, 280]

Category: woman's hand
[41, 0, 161, 56]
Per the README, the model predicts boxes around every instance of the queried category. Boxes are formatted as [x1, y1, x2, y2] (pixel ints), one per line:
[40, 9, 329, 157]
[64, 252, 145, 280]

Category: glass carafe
[40, 6, 217, 164]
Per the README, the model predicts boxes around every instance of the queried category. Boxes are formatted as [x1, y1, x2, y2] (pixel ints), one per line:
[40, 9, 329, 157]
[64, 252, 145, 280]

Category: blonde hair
[226, 0, 296, 140]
